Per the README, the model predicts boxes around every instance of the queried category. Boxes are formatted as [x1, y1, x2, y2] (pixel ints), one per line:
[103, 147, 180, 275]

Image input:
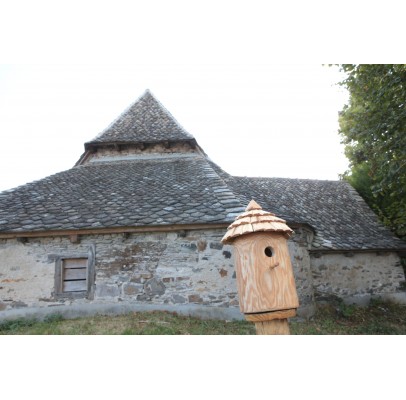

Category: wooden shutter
[62, 258, 87, 292]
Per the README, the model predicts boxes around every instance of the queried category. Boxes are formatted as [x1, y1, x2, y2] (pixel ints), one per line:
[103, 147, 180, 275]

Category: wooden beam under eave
[0, 223, 229, 240]
[69, 234, 81, 244]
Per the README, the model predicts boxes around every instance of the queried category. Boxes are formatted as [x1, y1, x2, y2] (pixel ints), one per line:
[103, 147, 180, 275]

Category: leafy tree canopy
[337, 64, 406, 239]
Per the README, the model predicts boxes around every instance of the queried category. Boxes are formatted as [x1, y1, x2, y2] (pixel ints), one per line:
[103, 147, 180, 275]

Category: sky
[1, 1, 403, 193]
[0, 64, 349, 192]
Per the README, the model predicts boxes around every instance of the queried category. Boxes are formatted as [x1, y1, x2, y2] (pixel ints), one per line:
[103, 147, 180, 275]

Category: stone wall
[86, 142, 197, 163]
[0, 230, 237, 311]
[1, 227, 403, 318]
[93, 230, 238, 307]
[0, 241, 54, 310]
[0, 228, 315, 316]
[288, 227, 315, 312]
[310, 251, 405, 302]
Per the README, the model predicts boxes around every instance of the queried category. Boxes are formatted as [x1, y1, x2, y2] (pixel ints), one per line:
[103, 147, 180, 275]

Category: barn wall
[0, 241, 54, 309]
[0, 230, 237, 311]
[0, 228, 315, 316]
[3, 228, 403, 317]
[288, 227, 315, 313]
[310, 252, 405, 303]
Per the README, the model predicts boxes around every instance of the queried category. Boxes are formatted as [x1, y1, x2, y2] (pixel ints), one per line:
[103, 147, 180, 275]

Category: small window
[62, 258, 88, 293]
[54, 246, 95, 299]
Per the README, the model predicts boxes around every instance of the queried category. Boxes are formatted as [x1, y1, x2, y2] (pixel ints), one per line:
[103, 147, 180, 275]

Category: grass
[0, 310, 255, 335]
[290, 298, 406, 335]
[1, 299, 405, 335]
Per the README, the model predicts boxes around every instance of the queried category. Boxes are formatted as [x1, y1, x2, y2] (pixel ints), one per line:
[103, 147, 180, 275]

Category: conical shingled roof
[221, 200, 293, 244]
[85, 90, 195, 149]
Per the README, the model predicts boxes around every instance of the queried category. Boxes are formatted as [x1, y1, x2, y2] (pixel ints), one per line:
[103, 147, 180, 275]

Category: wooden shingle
[221, 200, 293, 244]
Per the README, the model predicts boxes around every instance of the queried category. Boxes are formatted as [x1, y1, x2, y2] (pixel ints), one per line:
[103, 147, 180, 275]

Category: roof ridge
[86, 90, 195, 147]
[90, 90, 151, 142]
[144, 90, 193, 139]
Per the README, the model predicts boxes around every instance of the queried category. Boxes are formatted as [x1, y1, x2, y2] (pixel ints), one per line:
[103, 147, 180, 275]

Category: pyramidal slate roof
[0, 90, 404, 252]
[85, 90, 195, 148]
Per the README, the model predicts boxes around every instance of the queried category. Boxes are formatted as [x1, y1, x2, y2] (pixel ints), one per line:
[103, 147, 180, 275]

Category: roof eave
[74, 138, 199, 166]
[0, 222, 230, 240]
[310, 248, 406, 255]
[84, 138, 197, 151]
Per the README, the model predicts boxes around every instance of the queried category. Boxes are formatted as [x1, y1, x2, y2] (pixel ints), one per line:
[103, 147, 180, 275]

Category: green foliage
[337, 64, 406, 239]
[337, 302, 356, 318]
[0, 318, 37, 332]
[342, 163, 377, 209]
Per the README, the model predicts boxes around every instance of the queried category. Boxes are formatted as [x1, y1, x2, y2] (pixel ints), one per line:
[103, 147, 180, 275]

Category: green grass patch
[0, 311, 255, 335]
[1, 299, 405, 335]
[290, 298, 406, 335]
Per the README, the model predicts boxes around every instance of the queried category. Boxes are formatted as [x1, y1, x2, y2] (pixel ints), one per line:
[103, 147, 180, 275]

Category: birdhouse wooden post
[221, 200, 299, 334]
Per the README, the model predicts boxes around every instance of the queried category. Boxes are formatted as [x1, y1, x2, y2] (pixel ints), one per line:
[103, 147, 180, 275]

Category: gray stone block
[144, 278, 166, 296]
[95, 283, 120, 298]
[172, 294, 187, 304]
[123, 282, 144, 296]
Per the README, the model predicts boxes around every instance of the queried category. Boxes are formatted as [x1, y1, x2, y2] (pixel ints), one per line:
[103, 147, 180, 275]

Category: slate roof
[85, 90, 195, 149]
[0, 89, 404, 252]
[0, 155, 244, 233]
[224, 175, 406, 251]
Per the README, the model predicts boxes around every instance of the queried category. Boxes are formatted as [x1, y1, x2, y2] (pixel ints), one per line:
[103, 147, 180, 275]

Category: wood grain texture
[233, 232, 299, 313]
[221, 200, 294, 244]
[0, 223, 229, 239]
[63, 280, 87, 292]
[245, 309, 296, 322]
[63, 268, 87, 280]
[63, 258, 87, 268]
[255, 319, 290, 335]
[246, 199, 262, 211]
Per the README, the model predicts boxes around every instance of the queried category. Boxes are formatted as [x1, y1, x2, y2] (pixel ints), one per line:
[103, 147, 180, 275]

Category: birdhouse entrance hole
[264, 246, 274, 258]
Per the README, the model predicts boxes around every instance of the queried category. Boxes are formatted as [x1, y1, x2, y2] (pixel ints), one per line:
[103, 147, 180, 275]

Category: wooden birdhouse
[221, 200, 299, 333]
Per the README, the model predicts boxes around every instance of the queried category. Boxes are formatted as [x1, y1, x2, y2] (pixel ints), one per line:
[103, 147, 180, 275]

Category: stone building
[0, 90, 405, 320]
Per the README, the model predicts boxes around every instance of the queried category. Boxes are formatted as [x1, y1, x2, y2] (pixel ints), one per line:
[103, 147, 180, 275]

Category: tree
[337, 64, 406, 239]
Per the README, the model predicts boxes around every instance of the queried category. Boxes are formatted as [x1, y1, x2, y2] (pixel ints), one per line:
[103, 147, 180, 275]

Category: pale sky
[1, 1, 401, 194]
[0, 64, 349, 192]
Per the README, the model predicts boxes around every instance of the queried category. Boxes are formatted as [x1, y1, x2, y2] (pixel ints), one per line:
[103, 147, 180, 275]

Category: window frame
[54, 245, 95, 299]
